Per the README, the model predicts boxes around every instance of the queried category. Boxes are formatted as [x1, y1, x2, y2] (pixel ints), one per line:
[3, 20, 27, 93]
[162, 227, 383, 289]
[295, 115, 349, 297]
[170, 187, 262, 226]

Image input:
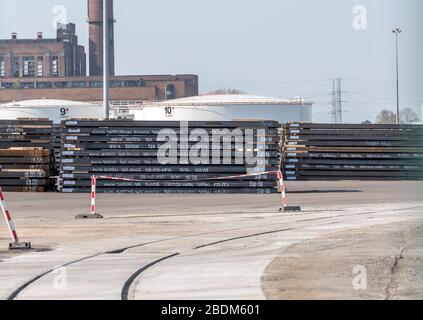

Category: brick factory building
[0, 0, 198, 105]
[0, 24, 86, 79]
[0, 74, 198, 105]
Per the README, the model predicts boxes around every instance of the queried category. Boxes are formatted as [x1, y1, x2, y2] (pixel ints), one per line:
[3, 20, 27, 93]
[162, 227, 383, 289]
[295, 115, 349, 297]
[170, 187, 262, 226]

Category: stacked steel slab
[60, 120, 281, 193]
[0, 120, 53, 192]
[51, 124, 62, 176]
[282, 123, 423, 181]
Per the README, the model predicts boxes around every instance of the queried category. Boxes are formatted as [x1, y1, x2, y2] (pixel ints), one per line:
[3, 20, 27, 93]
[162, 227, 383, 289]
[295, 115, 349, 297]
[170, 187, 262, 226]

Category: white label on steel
[286, 159, 299, 163]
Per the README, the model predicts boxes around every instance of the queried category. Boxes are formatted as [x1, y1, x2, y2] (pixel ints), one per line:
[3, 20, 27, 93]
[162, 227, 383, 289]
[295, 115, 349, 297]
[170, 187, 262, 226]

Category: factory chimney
[87, 0, 115, 76]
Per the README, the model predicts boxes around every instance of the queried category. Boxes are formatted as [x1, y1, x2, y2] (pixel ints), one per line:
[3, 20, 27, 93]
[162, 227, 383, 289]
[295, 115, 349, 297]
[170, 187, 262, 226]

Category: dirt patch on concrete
[262, 220, 423, 300]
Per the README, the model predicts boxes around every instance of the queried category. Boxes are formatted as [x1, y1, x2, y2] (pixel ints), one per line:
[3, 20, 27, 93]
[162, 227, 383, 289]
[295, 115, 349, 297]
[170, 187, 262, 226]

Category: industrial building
[135, 94, 313, 123]
[0, 0, 198, 106]
[0, 74, 198, 105]
[0, 24, 86, 78]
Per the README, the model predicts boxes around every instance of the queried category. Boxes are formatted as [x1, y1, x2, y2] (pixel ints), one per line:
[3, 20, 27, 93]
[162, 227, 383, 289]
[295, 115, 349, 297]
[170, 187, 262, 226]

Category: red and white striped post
[0, 187, 31, 250]
[277, 170, 301, 213]
[0, 188, 19, 243]
[91, 175, 96, 216]
[277, 171, 288, 209]
[75, 175, 103, 219]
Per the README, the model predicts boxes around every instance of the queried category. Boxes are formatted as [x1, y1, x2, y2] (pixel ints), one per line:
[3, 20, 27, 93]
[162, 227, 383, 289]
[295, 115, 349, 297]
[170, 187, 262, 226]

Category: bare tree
[205, 88, 246, 95]
[375, 110, 397, 124]
[400, 107, 419, 124]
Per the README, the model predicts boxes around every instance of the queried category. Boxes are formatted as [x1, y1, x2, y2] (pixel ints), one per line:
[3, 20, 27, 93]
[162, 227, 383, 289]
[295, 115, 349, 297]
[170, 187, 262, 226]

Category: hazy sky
[1, 0, 422, 123]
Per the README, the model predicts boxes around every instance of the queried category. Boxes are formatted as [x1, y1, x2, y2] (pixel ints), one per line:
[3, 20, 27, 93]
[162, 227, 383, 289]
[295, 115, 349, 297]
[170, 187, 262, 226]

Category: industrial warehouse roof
[150, 94, 313, 106]
[0, 99, 97, 108]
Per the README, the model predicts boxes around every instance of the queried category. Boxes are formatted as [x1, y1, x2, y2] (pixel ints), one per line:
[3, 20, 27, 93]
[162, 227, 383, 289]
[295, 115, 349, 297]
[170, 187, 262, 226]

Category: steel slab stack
[51, 124, 62, 176]
[0, 120, 53, 192]
[282, 123, 423, 181]
[60, 120, 281, 194]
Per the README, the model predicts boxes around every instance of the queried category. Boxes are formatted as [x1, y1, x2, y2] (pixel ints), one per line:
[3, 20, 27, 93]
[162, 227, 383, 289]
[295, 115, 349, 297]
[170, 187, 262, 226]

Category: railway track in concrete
[6, 205, 422, 300]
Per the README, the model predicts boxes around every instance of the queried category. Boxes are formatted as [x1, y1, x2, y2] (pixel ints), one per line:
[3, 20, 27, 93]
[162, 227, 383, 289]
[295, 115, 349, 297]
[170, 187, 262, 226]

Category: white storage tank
[134, 94, 313, 122]
[0, 99, 103, 124]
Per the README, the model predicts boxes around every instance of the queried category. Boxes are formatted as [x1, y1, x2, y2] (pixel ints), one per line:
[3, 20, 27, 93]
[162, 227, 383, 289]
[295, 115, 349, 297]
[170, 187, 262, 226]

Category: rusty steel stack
[0, 120, 53, 191]
[281, 123, 423, 181]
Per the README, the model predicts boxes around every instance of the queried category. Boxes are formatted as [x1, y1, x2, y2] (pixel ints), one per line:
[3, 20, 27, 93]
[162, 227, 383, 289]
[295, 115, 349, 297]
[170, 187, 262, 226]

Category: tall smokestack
[87, 0, 115, 76]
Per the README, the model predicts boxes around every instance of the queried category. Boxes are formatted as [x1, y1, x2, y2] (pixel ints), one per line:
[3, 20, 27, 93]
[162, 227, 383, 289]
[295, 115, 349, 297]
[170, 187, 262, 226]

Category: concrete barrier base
[9, 242, 32, 251]
[280, 206, 302, 213]
[75, 213, 104, 220]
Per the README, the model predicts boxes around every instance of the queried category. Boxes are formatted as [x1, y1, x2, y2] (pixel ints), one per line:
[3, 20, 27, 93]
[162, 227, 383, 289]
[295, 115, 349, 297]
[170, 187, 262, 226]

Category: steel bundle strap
[0, 188, 19, 243]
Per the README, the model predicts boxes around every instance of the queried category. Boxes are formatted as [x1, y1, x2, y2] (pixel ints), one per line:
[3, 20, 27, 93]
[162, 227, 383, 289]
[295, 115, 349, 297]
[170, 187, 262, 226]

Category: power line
[344, 78, 423, 85]
[345, 91, 423, 98]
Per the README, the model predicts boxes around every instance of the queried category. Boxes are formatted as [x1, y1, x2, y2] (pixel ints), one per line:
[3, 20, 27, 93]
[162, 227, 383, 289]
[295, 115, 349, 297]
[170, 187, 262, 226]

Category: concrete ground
[0, 181, 422, 300]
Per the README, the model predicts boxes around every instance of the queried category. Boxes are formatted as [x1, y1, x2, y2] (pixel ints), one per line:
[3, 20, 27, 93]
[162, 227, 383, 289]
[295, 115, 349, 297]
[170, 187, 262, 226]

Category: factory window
[23, 56, 36, 77]
[124, 80, 140, 87]
[71, 81, 87, 88]
[36, 81, 53, 89]
[110, 80, 124, 88]
[13, 57, 20, 77]
[0, 82, 13, 89]
[53, 81, 68, 88]
[20, 82, 36, 89]
[166, 84, 175, 100]
[52, 56, 59, 77]
[89, 81, 103, 88]
[0, 57, 5, 77]
[185, 79, 195, 86]
[37, 57, 43, 77]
